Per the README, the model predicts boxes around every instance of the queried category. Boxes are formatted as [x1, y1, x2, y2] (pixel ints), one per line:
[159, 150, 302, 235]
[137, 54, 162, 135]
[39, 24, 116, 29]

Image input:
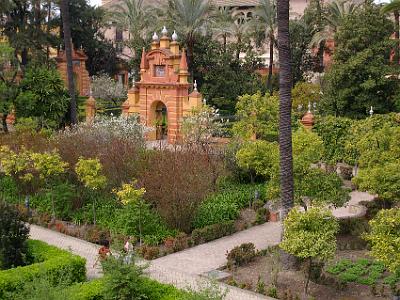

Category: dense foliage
[0, 201, 29, 270]
[0, 240, 86, 299]
[364, 209, 400, 275]
[15, 66, 69, 129]
[321, 3, 399, 117]
[233, 92, 279, 141]
[280, 208, 339, 293]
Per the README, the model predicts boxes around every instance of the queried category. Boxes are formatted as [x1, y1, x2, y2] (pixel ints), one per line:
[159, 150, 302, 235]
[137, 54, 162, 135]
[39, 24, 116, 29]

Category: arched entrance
[151, 101, 168, 140]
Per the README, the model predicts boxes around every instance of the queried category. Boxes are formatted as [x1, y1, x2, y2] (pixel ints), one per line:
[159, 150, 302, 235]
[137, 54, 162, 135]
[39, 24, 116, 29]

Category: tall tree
[254, 0, 277, 95]
[382, 0, 400, 64]
[162, 0, 214, 74]
[109, 0, 153, 76]
[0, 0, 53, 67]
[0, 42, 19, 132]
[63, 0, 117, 76]
[60, 0, 77, 124]
[277, 0, 294, 220]
[212, 7, 235, 52]
[309, 0, 359, 58]
[321, 3, 396, 117]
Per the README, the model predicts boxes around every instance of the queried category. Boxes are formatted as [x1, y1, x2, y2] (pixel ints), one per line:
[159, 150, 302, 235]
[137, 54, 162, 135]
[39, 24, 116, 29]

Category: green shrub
[0, 177, 20, 204]
[0, 240, 86, 299]
[108, 200, 173, 246]
[0, 201, 29, 270]
[226, 243, 256, 269]
[191, 221, 236, 245]
[194, 184, 264, 228]
[30, 182, 76, 220]
[67, 279, 106, 300]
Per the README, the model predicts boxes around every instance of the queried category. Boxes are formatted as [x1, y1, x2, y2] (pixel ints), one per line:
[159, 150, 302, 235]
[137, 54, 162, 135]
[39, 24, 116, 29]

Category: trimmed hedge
[67, 279, 106, 300]
[66, 277, 187, 300]
[0, 240, 86, 299]
[191, 220, 236, 245]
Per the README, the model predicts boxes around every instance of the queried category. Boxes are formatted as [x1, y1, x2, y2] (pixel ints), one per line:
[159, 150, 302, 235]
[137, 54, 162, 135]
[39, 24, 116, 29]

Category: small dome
[301, 111, 315, 128]
[161, 26, 168, 36]
[152, 32, 159, 41]
[172, 30, 178, 41]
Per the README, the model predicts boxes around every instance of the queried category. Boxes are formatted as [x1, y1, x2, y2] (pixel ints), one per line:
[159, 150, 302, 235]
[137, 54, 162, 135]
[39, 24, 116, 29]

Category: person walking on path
[93, 239, 111, 268]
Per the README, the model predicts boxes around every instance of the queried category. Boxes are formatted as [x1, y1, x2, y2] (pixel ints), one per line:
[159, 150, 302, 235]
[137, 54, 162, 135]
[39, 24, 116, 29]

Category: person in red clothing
[93, 240, 111, 267]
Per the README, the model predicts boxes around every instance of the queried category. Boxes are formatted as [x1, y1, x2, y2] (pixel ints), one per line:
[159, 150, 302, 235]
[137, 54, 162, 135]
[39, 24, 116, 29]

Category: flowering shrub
[181, 105, 227, 146]
[0, 146, 34, 182]
[31, 151, 68, 181]
[61, 115, 148, 145]
[114, 180, 146, 206]
[91, 74, 127, 108]
[75, 158, 106, 190]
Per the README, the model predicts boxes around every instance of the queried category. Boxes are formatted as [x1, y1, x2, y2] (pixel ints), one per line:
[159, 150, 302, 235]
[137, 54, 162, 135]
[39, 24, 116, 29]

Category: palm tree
[60, 0, 77, 124]
[230, 18, 250, 60]
[277, 0, 293, 220]
[212, 6, 235, 52]
[309, 0, 359, 68]
[163, 0, 214, 74]
[382, 0, 400, 64]
[110, 0, 153, 43]
[253, 0, 277, 95]
[109, 0, 154, 77]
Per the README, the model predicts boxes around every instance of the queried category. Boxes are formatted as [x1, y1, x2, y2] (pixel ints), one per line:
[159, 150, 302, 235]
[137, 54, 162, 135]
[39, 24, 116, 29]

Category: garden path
[30, 221, 282, 300]
[331, 191, 376, 219]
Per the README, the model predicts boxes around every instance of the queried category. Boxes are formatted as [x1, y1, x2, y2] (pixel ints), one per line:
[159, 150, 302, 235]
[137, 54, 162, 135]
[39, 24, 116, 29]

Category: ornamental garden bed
[0, 240, 86, 299]
[221, 237, 400, 300]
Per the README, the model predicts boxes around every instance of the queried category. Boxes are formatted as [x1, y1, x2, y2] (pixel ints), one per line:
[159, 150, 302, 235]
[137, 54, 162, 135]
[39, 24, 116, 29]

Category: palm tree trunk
[277, 0, 294, 220]
[395, 10, 399, 64]
[60, 0, 78, 124]
[277, 0, 295, 270]
[267, 34, 274, 95]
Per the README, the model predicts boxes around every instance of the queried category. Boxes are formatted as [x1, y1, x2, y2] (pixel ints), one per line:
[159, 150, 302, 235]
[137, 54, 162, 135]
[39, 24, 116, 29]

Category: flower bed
[0, 240, 86, 299]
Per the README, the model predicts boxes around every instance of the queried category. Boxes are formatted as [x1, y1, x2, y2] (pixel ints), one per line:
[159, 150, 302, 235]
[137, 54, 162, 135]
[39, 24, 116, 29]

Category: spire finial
[193, 80, 198, 91]
[307, 101, 311, 113]
[140, 47, 148, 70]
[179, 48, 188, 71]
[162, 26, 168, 36]
[172, 30, 178, 41]
[203, 98, 207, 105]
[152, 32, 159, 41]
[369, 106, 374, 116]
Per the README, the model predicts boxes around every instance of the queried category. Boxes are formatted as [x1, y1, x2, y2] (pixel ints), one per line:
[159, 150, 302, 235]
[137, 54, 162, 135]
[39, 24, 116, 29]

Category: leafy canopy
[15, 66, 69, 129]
[233, 92, 279, 141]
[364, 209, 400, 274]
[280, 207, 339, 260]
[75, 157, 107, 190]
[321, 3, 398, 117]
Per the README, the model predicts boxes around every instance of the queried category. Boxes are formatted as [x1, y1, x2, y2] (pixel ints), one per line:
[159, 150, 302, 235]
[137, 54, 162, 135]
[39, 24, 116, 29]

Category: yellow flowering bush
[31, 151, 68, 181]
[75, 157, 107, 225]
[364, 209, 400, 275]
[75, 158, 107, 190]
[114, 180, 146, 205]
[0, 146, 34, 182]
